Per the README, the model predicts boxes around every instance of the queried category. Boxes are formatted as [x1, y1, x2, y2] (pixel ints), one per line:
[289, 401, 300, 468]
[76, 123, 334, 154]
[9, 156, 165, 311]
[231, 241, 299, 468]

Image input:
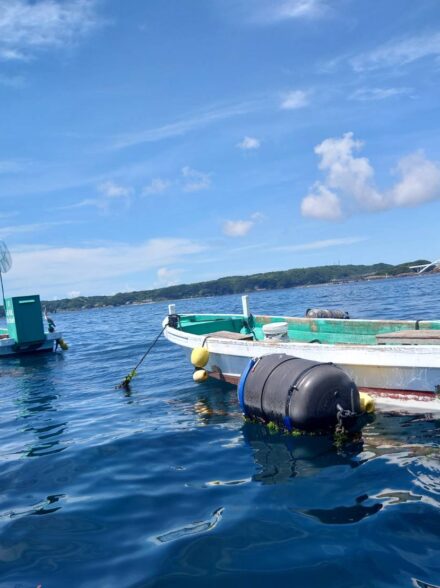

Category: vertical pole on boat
[241, 295, 254, 336]
[242, 295, 250, 318]
[0, 271, 4, 310]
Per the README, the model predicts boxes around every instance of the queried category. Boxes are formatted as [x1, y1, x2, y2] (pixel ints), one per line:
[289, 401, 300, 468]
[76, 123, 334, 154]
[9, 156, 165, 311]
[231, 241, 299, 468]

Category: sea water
[1, 275, 440, 587]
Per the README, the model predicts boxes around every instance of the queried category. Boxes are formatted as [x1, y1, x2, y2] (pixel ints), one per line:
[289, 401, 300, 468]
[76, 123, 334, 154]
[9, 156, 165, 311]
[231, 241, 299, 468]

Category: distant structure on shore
[409, 260, 440, 274]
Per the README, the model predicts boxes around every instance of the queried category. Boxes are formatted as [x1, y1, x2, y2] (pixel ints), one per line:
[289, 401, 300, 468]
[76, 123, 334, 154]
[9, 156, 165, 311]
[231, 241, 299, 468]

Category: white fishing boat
[163, 296, 440, 414]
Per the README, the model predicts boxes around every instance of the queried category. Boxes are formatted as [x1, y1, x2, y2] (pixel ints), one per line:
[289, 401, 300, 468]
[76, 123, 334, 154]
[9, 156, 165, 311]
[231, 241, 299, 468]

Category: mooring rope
[117, 324, 167, 389]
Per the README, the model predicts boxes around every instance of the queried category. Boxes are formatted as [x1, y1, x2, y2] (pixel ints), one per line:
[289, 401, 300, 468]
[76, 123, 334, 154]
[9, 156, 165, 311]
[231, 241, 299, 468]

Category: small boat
[0, 294, 66, 357]
[163, 296, 440, 414]
[0, 241, 67, 358]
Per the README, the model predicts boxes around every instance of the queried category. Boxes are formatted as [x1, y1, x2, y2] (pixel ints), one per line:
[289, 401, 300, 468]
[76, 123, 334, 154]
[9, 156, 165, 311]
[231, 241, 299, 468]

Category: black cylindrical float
[238, 354, 360, 432]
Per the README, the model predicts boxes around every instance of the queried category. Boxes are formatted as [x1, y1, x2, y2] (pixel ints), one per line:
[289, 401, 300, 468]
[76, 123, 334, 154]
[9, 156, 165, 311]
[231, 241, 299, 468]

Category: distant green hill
[35, 259, 429, 313]
[0, 259, 431, 316]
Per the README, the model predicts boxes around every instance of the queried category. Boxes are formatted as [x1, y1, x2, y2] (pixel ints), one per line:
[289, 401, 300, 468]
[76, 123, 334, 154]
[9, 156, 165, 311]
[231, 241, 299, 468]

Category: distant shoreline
[36, 261, 437, 314]
[0, 262, 440, 317]
[1, 261, 437, 317]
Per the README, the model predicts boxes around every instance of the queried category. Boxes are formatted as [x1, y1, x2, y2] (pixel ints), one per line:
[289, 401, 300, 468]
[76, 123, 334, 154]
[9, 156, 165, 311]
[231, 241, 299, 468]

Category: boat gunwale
[163, 321, 440, 369]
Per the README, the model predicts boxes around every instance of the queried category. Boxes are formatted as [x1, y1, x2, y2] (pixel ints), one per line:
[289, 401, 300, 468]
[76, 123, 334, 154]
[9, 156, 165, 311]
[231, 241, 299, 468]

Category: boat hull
[0, 331, 61, 357]
[164, 324, 440, 414]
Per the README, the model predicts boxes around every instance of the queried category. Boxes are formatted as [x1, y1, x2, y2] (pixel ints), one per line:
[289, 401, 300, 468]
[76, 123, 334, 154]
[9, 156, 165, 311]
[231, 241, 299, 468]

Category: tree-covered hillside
[34, 260, 429, 313]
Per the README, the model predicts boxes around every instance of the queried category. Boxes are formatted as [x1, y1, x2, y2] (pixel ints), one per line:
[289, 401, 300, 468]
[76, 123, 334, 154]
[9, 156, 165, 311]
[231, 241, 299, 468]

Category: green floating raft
[0, 294, 67, 357]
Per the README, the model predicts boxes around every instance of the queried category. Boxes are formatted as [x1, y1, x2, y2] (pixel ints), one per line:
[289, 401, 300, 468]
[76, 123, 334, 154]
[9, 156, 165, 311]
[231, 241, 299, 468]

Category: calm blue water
[1, 275, 440, 588]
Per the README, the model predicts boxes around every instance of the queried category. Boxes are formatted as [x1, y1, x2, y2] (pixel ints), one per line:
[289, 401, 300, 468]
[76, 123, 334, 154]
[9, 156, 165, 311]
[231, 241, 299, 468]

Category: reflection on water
[4, 494, 65, 519]
[242, 423, 364, 484]
[303, 494, 383, 524]
[1, 278, 440, 587]
[13, 355, 67, 458]
[155, 507, 224, 544]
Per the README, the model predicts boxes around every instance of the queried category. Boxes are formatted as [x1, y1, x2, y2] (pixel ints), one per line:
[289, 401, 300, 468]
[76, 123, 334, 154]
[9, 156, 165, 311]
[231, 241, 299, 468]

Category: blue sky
[1, 0, 440, 299]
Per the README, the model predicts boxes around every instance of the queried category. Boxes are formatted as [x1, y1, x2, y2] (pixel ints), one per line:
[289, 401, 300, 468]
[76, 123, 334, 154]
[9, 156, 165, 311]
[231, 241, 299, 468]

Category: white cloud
[223, 219, 254, 237]
[300, 132, 440, 220]
[156, 267, 183, 287]
[237, 136, 261, 150]
[351, 32, 440, 72]
[181, 166, 211, 192]
[243, 0, 328, 24]
[390, 152, 440, 207]
[68, 290, 80, 298]
[350, 87, 412, 101]
[58, 182, 133, 213]
[56, 198, 101, 210]
[143, 178, 171, 196]
[0, 0, 100, 62]
[98, 181, 132, 199]
[7, 238, 206, 298]
[222, 212, 263, 237]
[112, 100, 260, 150]
[274, 0, 327, 20]
[301, 184, 343, 220]
[280, 90, 309, 110]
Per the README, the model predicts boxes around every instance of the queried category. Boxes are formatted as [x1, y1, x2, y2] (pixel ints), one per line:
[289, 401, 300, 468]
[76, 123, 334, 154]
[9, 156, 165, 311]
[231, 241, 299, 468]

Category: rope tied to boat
[117, 322, 168, 390]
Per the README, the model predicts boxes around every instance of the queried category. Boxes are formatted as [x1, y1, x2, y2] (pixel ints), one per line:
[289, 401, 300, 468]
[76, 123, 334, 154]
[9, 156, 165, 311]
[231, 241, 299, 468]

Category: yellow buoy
[193, 369, 208, 383]
[191, 347, 209, 368]
[58, 338, 69, 351]
[359, 391, 375, 413]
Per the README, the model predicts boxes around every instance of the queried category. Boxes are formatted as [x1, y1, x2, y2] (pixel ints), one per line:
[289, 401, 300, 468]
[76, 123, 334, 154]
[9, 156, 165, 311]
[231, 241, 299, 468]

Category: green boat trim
[176, 313, 440, 346]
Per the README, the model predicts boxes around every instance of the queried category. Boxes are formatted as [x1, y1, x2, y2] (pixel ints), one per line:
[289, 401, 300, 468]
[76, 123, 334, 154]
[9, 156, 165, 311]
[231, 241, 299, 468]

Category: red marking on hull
[208, 371, 438, 401]
[359, 387, 436, 402]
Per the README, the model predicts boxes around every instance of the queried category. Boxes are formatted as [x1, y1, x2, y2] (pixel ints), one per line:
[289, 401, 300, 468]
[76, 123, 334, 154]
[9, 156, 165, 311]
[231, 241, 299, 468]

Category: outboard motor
[306, 308, 350, 319]
[238, 354, 361, 433]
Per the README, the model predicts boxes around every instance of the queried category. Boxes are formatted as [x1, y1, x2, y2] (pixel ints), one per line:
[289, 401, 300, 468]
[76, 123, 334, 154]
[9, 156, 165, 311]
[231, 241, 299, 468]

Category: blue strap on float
[237, 358, 256, 415]
[283, 416, 293, 432]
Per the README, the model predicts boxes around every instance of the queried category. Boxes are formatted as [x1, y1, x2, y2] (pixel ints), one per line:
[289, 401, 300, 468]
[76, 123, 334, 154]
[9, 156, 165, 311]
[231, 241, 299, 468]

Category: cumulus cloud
[301, 185, 343, 220]
[98, 181, 132, 199]
[351, 32, 440, 72]
[0, 0, 101, 62]
[222, 212, 263, 237]
[143, 178, 171, 196]
[300, 132, 440, 220]
[181, 166, 211, 192]
[237, 136, 261, 150]
[390, 152, 440, 207]
[95, 181, 132, 210]
[280, 90, 309, 110]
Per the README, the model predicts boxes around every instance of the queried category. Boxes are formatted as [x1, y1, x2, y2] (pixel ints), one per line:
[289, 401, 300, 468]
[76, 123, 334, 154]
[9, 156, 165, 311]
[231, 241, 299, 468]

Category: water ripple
[1, 277, 440, 587]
